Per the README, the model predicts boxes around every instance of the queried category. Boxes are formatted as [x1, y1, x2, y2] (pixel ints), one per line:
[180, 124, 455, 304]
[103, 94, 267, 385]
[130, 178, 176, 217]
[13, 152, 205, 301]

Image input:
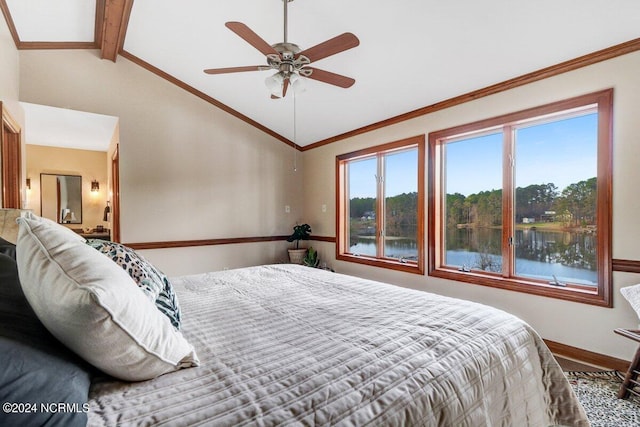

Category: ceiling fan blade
[282, 79, 289, 97]
[302, 67, 355, 88]
[297, 33, 359, 63]
[203, 66, 266, 75]
[225, 22, 279, 57]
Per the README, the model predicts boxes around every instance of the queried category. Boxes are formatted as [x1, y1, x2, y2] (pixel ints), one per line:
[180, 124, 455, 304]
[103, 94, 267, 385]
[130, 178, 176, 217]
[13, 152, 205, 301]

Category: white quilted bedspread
[88, 264, 588, 426]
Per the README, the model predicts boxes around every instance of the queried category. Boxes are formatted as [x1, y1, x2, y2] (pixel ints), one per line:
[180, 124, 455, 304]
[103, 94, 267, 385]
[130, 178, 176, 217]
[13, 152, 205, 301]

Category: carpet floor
[565, 371, 639, 426]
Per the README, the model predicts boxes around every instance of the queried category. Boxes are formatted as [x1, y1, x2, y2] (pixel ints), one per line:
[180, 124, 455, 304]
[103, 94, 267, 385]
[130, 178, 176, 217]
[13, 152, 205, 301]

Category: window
[428, 89, 612, 306]
[337, 135, 425, 274]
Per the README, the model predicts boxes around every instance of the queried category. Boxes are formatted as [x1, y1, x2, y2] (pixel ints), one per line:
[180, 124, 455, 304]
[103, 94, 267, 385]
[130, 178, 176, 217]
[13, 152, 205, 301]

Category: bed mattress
[88, 264, 588, 426]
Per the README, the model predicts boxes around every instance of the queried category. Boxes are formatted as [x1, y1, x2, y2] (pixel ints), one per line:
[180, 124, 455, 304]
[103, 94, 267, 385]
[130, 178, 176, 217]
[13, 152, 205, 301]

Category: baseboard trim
[544, 339, 630, 372]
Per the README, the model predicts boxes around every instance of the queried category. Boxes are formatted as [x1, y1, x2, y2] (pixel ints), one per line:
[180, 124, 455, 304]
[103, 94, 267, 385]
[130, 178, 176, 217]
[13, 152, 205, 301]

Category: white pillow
[16, 212, 199, 381]
[621, 284, 640, 320]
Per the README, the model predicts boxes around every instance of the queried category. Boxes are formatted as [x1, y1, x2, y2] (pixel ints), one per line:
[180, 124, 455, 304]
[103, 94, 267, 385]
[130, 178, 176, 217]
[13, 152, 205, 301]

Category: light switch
[285, 205, 290, 213]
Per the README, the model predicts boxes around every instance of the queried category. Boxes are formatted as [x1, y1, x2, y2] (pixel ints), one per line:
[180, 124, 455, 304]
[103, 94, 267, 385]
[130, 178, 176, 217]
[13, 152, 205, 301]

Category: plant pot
[288, 248, 308, 264]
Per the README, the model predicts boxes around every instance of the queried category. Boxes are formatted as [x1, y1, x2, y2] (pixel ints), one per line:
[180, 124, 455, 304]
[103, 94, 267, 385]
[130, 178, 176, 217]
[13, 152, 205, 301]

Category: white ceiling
[6, 0, 95, 42]
[21, 102, 118, 152]
[5, 0, 640, 147]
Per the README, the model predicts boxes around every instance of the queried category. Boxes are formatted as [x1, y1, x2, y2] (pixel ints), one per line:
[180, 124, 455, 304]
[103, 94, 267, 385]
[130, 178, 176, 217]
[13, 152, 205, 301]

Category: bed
[0, 211, 589, 426]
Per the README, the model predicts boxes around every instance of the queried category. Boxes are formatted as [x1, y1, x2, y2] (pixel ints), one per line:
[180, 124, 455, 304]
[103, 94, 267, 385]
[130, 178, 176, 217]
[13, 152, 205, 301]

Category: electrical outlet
[285, 205, 290, 213]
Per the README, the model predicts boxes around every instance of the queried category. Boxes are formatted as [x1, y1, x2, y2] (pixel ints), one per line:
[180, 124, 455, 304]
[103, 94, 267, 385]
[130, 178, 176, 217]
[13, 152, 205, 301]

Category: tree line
[446, 177, 597, 229]
[350, 176, 596, 235]
[350, 193, 419, 237]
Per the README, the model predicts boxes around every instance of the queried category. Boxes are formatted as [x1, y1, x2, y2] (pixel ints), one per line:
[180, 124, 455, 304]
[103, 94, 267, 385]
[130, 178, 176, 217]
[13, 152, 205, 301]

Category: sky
[447, 113, 597, 196]
[348, 149, 418, 198]
[348, 112, 597, 198]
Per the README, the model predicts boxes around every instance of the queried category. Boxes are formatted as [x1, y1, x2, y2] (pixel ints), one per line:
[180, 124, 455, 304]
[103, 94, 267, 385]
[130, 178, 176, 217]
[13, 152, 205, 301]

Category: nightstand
[80, 231, 111, 241]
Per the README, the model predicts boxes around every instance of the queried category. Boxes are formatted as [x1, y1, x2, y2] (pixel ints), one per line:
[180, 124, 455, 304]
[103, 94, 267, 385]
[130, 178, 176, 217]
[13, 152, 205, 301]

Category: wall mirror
[40, 173, 82, 224]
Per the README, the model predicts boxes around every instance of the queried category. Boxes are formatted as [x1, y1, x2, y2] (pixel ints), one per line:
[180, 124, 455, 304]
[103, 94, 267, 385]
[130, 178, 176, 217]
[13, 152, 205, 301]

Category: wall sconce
[26, 178, 31, 190]
[91, 180, 100, 192]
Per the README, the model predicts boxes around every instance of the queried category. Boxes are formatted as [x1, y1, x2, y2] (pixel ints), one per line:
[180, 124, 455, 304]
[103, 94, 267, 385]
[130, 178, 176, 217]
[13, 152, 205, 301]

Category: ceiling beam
[100, 0, 134, 62]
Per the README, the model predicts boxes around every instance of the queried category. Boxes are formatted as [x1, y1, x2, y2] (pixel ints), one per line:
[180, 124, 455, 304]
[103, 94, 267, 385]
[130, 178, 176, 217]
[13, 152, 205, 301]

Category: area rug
[565, 371, 639, 426]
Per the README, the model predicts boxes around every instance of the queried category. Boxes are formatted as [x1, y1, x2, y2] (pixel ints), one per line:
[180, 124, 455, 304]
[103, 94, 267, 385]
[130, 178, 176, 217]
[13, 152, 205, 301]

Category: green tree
[555, 177, 596, 227]
[349, 197, 375, 219]
[446, 193, 467, 228]
[515, 183, 558, 221]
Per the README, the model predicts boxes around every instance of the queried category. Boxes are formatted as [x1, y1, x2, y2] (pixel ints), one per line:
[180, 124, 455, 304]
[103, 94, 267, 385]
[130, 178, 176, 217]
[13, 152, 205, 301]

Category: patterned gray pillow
[86, 239, 181, 329]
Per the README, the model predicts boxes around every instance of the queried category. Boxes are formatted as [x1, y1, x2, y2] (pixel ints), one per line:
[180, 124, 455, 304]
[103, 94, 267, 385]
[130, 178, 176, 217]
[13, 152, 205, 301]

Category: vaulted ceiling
[2, 0, 640, 149]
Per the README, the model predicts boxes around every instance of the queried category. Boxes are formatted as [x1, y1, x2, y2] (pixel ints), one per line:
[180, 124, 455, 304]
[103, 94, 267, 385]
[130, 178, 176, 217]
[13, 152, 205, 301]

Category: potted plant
[287, 223, 311, 264]
[303, 246, 319, 268]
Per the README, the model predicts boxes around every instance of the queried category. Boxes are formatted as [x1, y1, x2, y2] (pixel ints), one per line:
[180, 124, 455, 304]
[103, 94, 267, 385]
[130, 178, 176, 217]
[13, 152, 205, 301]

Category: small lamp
[91, 180, 100, 192]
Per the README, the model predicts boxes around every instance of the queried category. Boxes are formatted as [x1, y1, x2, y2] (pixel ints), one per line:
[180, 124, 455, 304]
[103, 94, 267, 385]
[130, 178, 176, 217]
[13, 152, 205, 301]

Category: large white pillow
[16, 212, 199, 381]
[621, 284, 640, 320]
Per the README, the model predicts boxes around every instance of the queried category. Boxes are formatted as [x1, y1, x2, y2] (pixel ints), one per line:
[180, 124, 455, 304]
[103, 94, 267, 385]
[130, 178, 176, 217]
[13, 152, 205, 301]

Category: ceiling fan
[203, 0, 359, 99]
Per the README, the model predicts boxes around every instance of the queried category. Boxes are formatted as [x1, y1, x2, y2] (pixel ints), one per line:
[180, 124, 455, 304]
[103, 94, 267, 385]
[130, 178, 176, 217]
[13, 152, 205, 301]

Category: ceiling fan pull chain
[293, 90, 298, 172]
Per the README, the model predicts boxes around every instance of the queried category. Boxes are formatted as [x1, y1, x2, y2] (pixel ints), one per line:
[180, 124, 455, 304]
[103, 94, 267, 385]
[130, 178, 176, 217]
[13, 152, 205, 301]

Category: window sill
[337, 253, 424, 275]
[429, 267, 610, 307]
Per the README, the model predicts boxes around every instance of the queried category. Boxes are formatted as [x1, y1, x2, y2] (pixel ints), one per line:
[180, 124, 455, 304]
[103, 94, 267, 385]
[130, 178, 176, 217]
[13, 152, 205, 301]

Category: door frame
[1, 102, 22, 209]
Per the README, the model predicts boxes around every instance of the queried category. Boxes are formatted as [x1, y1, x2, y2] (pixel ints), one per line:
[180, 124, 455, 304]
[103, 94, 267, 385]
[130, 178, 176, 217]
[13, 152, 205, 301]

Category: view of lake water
[349, 227, 597, 286]
[349, 237, 418, 260]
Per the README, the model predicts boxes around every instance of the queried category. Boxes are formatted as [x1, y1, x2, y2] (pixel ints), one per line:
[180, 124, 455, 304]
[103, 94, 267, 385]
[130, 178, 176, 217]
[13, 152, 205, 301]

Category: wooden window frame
[428, 89, 613, 306]
[336, 135, 425, 274]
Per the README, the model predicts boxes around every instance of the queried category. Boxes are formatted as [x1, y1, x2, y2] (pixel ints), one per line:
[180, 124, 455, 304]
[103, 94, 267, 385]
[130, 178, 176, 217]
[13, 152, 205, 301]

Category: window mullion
[376, 153, 385, 259]
[502, 126, 515, 279]
[341, 161, 349, 256]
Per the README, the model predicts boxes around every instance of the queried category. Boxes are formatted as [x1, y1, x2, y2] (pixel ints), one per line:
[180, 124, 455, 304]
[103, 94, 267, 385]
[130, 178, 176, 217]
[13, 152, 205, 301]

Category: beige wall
[25, 145, 108, 229]
[0, 13, 20, 121]
[19, 49, 303, 275]
[302, 51, 640, 361]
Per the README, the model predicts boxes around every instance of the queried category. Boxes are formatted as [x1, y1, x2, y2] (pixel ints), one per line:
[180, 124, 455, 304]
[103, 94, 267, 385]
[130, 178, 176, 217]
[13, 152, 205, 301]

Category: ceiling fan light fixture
[265, 72, 285, 96]
[289, 73, 306, 94]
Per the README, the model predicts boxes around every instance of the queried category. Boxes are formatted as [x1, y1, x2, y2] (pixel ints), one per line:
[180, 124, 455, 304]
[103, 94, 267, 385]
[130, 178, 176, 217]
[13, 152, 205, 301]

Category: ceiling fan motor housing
[268, 43, 311, 78]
